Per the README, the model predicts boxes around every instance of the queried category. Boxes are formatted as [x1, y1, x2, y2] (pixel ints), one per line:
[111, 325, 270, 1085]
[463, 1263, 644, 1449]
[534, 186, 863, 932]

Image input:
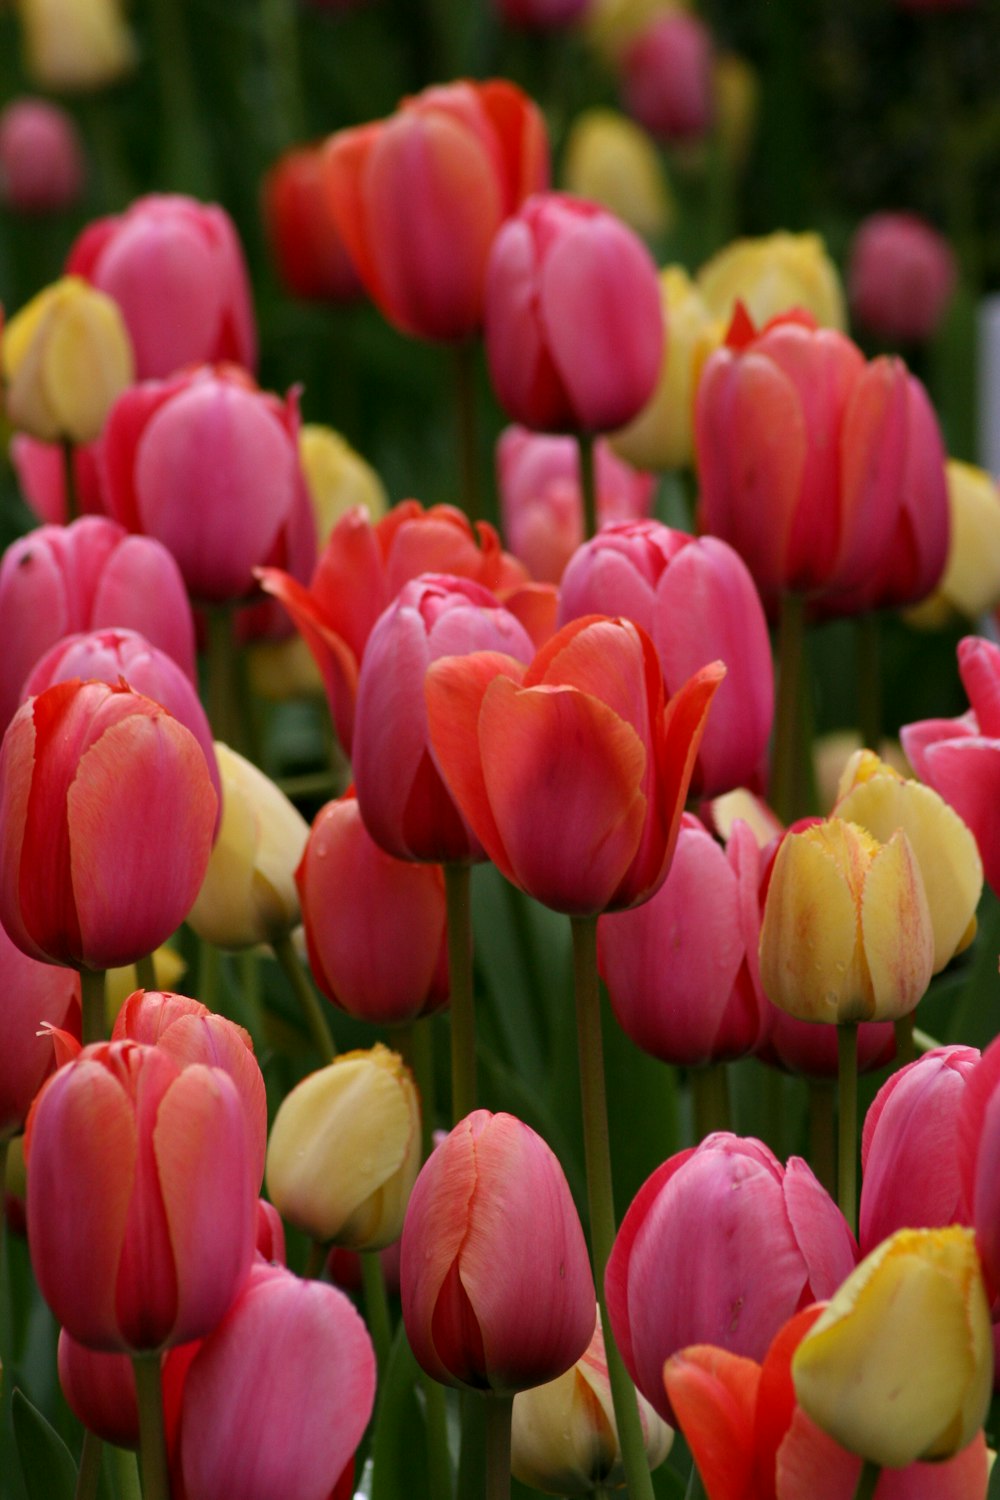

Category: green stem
[894, 1012, 916, 1069]
[837, 1022, 859, 1238]
[198, 936, 220, 1014]
[913, 1026, 943, 1055]
[484, 1394, 513, 1500]
[304, 1239, 328, 1280]
[577, 432, 598, 543]
[853, 1459, 881, 1500]
[147, 0, 215, 196]
[423, 1376, 454, 1500]
[457, 1389, 486, 1500]
[135, 953, 157, 994]
[445, 864, 476, 1123]
[273, 932, 336, 1065]
[685, 1459, 709, 1500]
[75, 1430, 103, 1500]
[62, 439, 79, 523]
[205, 607, 242, 752]
[360, 1251, 393, 1374]
[400, 1019, 437, 1164]
[132, 1356, 169, 1500]
[109, 1446, 142, 1500]
[80, 968, 107, 1045]
[571, 916, 655, 1500]
[258, 0, 308, 148]
[771, 592, 806, 826]
[691, 1064, 731, 1141]
[808, 1078, 836, 1200]
[856, 613, 882, 753]
[453, 341, 482, 524]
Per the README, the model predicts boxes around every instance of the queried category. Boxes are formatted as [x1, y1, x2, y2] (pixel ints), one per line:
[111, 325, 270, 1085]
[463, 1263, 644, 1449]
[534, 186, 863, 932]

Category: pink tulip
[426, 614, 723, 914]
[901, 636, 1000, 895]
[496, 425, 655, 583]
[353, 574, 535, 863]
[255, 1199, 286, 1265]
[849, 213, 956, 342]
[26, 1040, 257, 1351]
[860, 1046, 979, 1256]
[559, 520, 774, 796]
[297, 793, 449, 1025]
[957, 1035, 1000, 1299]
[620, 11, 716, 145]
[0, 920, 80, 1140]
[10, 435, 104, 524]
[485, 192, 664, 433]
[58, 1331, 139, 1448]
[169, 1261, 375, 1500]
[99, 366, 303, 604]
[599, 815, 769, 1067]
[0, 516, 196, 733]
[0, 98, 84, 214]
[0, 679, 217, 970]
[401, 1110, 595, 1391]
[66, 193, 257, 379]
[605, 1133, 857, 1421]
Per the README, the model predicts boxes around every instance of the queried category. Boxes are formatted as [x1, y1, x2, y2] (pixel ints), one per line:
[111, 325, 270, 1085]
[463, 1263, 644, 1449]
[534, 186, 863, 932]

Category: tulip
[266, 1046, 421, 1251]
[696, 231, 847, 331]
[848, 213, 956, 344]
[495, 0, 589, 26]
[2, 276, 133, 444]
[605, 1133, 857, 1422]
[58, 1331, 139, 1448]
[758, 818, 934, 1025]
[299, 423, 387, 544]
[171, 1264, 373, 1500]
[560, 108, 673, 241]
[792, 1226, 993, 1467]
[262, 142, 364, 303]
[401, 1110, 595, 1391]
[511, 1310, 673, 1494]
[427, 614, 723, 914]
[619, 9, 716, 145]
[0, 679, 217, 971]
[66, 193, 256, 378]
[956, 1034, 1000, 1298]
[353, 574, 535, 864]
[325, 80, 548, 342]
[0, 920, 80, 1140]
[611, 266, 716, 471]
[26, 1040, 257, 1351]
[908, 460, 1000, 625]
[760, 1011, 897, 1081]
[583, 0, 668, 60]
[496, 426, 655, 583]
[297, 793, 449, 1025]
[186, 743, 309, 951]
[0, 98, 84, 213]
[17, 0, 135, 91]
[99, 365, 302, 604]
[901, 635, 1000, 895]
[485, 192, 664, 433]
[10, 434, 104, 523]
[558, 521, 773, 797]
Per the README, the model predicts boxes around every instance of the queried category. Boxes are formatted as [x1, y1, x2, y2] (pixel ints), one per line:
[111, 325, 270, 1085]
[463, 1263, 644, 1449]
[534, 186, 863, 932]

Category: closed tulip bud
[17, 0, 135, 92]
[697, 231, 847, 332]
[957, 1034, 1000, 1298]
[0, 679, 218, 972]
[266, 1046, 421, 1250]
[402, 1110, 595, 1392]
[561, 108, 673, 241]
[759, 818, 934, 1025]
[0, 98, 85, 214]
[299, 424, 387, 545]
[511, 1310, 673, 1494]
[2, 276, 133, 444]
[58, 1331, 138, 1448]
[0, 920, 80, 1141]
[848, 213, 956, 345]
[263, 143, 364, 303]
[792, 1226, 993, 1468]
[620, 9, 716, 146]
[908, 460, 1000, 626]
[186, 743, 309, 951]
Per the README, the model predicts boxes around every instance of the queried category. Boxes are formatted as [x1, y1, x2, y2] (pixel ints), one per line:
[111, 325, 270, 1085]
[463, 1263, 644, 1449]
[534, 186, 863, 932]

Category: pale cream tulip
[908, 460, 1000, 627]
[16, 0, 135, 91]
[300, 424, 387, 547]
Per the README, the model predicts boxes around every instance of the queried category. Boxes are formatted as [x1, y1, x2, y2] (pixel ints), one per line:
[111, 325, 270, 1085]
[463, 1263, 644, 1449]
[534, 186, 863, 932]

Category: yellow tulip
[758, 817, 934, 1024]
[697, 231, 847, 332]
[299, 423, 388, 548]
[908, 460, 1000, 628]
[584, 0, 682, 62]
[2, 276, 133, 443]
[265, 1045, 421, 1249]
[792, 1226, 993, 1468]
[16, 0, 135, 92]
[834, 748, 982, 974]
[561, 109, 673, 242]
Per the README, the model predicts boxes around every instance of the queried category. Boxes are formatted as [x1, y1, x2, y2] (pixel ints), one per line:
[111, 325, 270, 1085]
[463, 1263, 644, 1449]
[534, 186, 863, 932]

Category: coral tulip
[848, 213, 956, 344]
[401, 1110, 595, 1391]
[325, 80, 548, 341]
[0, 920, 80, 1140]
[0, 98, 84, 214]
[263, 143, 364, 303]
[561, 108, 673, 241]
[697, 232, 846, 332]
[620, 9, 716, 145]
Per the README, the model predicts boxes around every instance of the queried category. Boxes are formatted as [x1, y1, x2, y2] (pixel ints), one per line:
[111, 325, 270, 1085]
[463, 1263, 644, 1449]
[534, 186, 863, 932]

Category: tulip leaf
[11, 1389, 77, 1500]
[988, 1448, 1000, 1500]
[370, 1323, 438, 1500]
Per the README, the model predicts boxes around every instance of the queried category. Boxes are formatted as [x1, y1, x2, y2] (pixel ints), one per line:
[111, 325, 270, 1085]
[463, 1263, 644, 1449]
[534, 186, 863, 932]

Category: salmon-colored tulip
[401, 1110, 595, 1392]
[0, 919, 80, 1140]
[26, 1040, 257, 1351]
[262, 142, 364, 304]
[0, 679, 217, 970]
[426, 614, 723, 914]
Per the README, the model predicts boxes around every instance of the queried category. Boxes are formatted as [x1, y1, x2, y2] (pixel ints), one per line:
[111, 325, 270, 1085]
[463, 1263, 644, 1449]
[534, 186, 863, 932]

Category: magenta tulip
[0, 97, 84, 214]
[620, 11, 716, 145]
[957, 1035, 1000, 1298]
[58, 1331, 139, 1448]
[0, 920, 80, 1140]
[401, 1110, 596, 1391]
[848, 213, 956, 344]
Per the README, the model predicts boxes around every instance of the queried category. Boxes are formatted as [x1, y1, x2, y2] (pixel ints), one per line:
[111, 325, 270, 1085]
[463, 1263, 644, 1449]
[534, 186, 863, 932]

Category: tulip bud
[2, 276, 133, 443]
[848, 212, 956, 345]
[0, 98, 85, 214]
[758, 818, 935, 1025]
[908, 460, 1000, 626]
[561, 108, 673, 241]
[620, 9, 716, 146]
[266, 1046, 421, 1250]
[299, 424, 387, 545]
[17, 0, 136, 92]
[792, 1226, 993, 1468]
[697, 231, 847, 332]
[262, 143, 365, 304]
[58, 1331, 139, 1448]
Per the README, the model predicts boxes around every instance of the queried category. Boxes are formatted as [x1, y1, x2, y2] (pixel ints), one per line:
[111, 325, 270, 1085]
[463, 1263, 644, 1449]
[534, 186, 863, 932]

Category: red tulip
[0, 679, 217, 970]
[26, 1040, 257, 1351]
[426, 614, 723, 914]
[620, 11, 716, 145]
[848, 213, 956, 344]
[66, 193, 257, 379]
[485, 192, 664, 433]
[263, 142, 364, 303]
[401, 1110, 595, 1391]
[0, 919, 80, 1140]
[58, 1331, 139, 1448]
[0, 97, 84, 214]
[325, 79, 549, 341]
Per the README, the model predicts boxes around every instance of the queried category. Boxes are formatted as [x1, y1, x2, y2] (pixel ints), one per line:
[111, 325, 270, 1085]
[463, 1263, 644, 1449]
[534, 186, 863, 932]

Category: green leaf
[370, 1322, 445, 1500]
[11, 1389, 77, 1500]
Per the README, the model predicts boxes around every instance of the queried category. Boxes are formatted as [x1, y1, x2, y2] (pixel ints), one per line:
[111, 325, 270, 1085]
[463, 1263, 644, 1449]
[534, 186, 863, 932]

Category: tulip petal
[256, 567, 359, 752]
[663, 1346, 760, 1500]
[860, 833, 934, 1021]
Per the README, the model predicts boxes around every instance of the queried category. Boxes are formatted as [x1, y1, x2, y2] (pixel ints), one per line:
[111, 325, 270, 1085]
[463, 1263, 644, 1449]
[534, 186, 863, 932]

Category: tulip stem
[808, 1078, 837, 1199]
[205, 606, 243, 753]
[853, 1460, 881, 1500]
[578, 432, 598, 542]
[110, 1445, 142, 1500]
[453, 341, 482, 523]
[80, 968, 107, 1044]
[894, 1012, 916, 1069]
[856, 613, 883, 754]
[691, 1064, 731, 1141]
[772, 591, 807, 825]
[304, 1239, 328, 1280]
[571, 915, 656, 1500]
[423, 1375, 454, 1500]
[400, 1019, 437, 1163]
[136, 953, 157, 994]
[273, 932, 336, 1065]
[132, 1355, 169, 1500]
[837, 1022, 859, 1238]
[484, 1393, 513, 1500]
[360, 1251, 393, 1375]
[75, 1430, 103, 1500]
[445, 864, 476, 1123]
[62, 439, 79, 523]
